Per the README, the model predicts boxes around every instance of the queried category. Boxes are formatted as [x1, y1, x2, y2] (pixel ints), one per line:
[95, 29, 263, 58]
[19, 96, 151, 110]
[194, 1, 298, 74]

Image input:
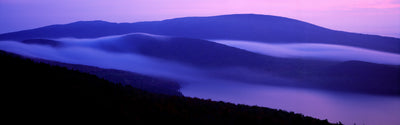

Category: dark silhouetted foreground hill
[1, 51, 340, 124]
[1, 14, 399, 53]
[32, 58, 182, 96]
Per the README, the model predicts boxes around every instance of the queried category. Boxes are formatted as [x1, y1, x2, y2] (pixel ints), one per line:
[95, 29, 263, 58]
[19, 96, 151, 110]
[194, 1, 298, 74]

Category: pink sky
[0, 0, 399, 37]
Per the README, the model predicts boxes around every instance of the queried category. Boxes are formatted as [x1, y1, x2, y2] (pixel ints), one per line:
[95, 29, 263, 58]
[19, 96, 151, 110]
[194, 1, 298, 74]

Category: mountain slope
[310, 61, 400, 95]
[33, 57, 182, 96]
[2, 49, 182, 96]
[0, 14, 399, 53]
[20, 33, 333, 72]
[8, 33, 400, 96]
[1, 50, 339, 125]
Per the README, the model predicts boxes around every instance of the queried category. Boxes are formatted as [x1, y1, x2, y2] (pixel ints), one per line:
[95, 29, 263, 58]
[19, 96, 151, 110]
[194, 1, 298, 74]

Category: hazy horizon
[0, 0, 399, 38]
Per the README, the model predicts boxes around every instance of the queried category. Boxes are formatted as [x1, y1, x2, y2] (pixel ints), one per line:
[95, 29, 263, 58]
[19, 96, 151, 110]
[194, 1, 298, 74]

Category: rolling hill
[4, 33, 399, 95]
[1, 50, 339, 125]
[0, 14, 399, 53]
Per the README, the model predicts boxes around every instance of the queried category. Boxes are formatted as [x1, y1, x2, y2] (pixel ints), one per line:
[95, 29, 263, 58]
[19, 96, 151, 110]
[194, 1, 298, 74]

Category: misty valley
[1, 14, 399, 125]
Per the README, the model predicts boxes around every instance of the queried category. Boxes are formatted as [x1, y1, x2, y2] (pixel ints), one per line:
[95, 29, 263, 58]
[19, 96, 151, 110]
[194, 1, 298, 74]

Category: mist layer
[213, 40, 400, 65]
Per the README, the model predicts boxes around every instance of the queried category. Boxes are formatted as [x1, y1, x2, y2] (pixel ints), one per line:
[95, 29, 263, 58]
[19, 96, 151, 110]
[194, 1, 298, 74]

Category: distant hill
[0, 50, 339, 125]
[309, 61, 400, 95]
[15, 33, 330, 71]
[21, 39, 62, 47]
[8, 33, 400, 96]
[0, 14, 398, 53]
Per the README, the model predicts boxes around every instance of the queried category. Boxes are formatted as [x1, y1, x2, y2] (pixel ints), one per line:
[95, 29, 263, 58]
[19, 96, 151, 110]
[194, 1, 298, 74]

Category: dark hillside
[33, 58, 182, 96]
[0, 51, 339, 124]
[309, 61, 400, 95]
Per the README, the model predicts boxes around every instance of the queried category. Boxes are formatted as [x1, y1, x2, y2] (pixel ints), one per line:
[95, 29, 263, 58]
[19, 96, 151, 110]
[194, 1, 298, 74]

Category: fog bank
[214, 40, 400, 65]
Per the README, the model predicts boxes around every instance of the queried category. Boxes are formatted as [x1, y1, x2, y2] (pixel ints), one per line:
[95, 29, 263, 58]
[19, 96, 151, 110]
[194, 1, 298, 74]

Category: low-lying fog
[213, 40, 400, 65]
[1, 35, 399, 125]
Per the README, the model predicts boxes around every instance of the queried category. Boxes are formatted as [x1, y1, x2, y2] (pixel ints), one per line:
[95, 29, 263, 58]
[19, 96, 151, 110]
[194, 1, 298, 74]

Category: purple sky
[0, 0, 399, 38]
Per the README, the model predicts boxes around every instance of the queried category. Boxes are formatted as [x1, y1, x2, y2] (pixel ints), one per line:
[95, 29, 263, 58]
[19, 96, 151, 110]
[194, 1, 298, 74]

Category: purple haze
[0, 34, 400, 125]
[0, 0, 399, 37]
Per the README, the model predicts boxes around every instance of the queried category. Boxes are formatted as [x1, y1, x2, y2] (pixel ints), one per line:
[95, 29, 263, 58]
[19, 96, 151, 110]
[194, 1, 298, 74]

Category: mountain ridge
[8, 33, 399, 95]
[0, 50, 339, 124]
[0, 14, 399, 53]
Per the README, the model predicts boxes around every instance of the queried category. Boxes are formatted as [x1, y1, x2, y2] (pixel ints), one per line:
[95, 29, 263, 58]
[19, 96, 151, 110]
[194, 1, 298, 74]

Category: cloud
[1, 35, 399, 125]
[213, 40, 400, 65]
[0, 41, 204, 82]
[351, 0, 400, 9]
[1, 37, 399, 125]
[0, 37, 303, 88]
[0, 39, 289, 87]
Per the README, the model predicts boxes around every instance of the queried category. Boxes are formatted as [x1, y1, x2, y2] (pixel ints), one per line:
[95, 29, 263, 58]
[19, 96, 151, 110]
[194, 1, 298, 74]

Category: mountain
[21, 39, 62, 47]
[312, 61, 400, 95]
[1, 49, 181, 95]
[0, 50, 339, 125]
[11, 33, 400, 95]
[0, 14, 399, 53]
[19, 33, 333, 72]
[290, 61, 400, 95]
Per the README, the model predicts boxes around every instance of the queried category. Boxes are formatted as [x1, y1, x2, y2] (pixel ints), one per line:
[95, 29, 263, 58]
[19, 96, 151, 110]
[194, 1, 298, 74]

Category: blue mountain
[17, 33, 400, 95]
[0, 14, 399, 53]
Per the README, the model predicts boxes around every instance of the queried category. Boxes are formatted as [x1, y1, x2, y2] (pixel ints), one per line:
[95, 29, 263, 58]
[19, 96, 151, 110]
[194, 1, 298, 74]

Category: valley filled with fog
[1, 33, 399, 125]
